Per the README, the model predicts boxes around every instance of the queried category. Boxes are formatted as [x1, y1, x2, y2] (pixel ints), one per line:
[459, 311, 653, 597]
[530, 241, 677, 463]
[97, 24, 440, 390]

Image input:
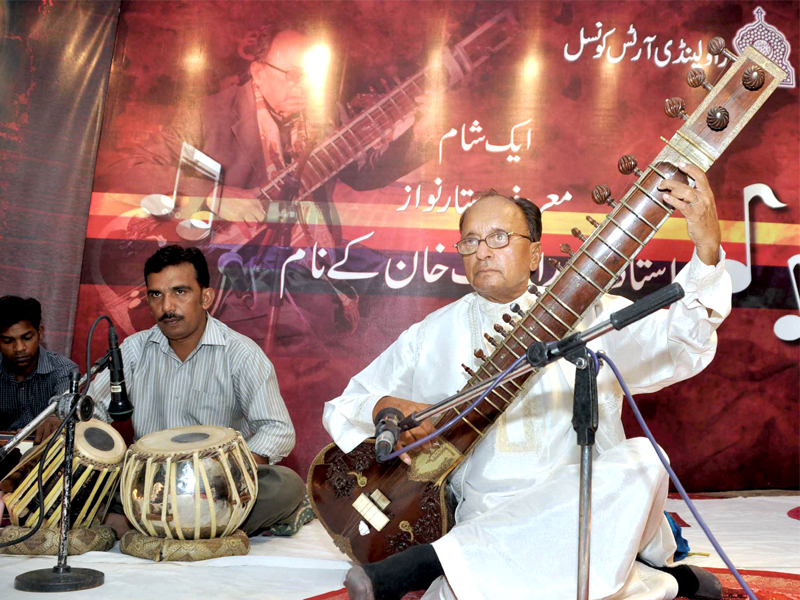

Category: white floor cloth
[664, 495, 800, 576]
[0, 495, 797, 599]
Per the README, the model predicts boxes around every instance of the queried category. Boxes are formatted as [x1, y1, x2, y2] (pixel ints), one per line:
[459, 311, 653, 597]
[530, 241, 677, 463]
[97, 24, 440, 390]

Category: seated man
[323, 163, 731, 600]
[89, 245, 305, 537]
[0, 296, 76, 444]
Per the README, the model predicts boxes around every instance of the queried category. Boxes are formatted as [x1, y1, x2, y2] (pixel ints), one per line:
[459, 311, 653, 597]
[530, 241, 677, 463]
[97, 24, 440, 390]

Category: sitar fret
[607, 216, 645, 246]
[543, 290, 581, 320]
[567, 263, 605, 293]
[580, 249, 618, 278]
[618, 199, 658, 231]
[538, 302, 571, 330]
[633, 182, 672, 212]
[528, 313, 559, 341]
[450, 406, 485, 437]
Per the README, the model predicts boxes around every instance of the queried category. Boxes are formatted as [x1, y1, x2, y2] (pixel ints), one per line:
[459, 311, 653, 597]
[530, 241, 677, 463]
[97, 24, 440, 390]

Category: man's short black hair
[0, 296, 42, 332]
[144, 246, 210, 288]
[459, 189, 543, 242]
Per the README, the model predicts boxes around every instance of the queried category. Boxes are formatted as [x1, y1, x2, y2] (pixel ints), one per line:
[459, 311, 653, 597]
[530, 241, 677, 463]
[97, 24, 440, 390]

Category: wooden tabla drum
[121, 425, 258, 540]
[1, 419, 126, 529]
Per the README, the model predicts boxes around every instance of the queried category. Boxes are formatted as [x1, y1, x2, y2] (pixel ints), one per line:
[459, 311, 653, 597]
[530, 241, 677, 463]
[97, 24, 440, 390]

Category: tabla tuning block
[618, 155, 643, 177]
[592, 184, 616, 207]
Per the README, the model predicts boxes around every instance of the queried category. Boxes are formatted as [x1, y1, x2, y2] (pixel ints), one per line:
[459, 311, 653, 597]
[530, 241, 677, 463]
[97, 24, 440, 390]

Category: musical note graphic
[725, 183, 787, 293]
[774, 254, 800, 342]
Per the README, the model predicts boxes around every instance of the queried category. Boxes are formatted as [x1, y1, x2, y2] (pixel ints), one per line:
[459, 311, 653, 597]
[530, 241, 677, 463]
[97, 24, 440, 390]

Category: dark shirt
[0, 349, 77, 430]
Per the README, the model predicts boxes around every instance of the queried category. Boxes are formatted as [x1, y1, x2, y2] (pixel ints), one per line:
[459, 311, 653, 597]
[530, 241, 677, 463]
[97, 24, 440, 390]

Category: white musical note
[774, 255, 800, 342]
[726, 184, 788, 293]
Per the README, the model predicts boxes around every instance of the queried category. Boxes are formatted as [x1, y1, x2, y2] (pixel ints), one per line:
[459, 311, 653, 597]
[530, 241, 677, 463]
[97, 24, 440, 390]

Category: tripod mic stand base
[14, 566, 104, 592]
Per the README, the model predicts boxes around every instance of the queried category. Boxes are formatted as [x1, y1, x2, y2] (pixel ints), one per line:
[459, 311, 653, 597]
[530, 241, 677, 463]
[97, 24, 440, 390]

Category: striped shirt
[0, 349, 78, 430]
[89, 315, 295, 462]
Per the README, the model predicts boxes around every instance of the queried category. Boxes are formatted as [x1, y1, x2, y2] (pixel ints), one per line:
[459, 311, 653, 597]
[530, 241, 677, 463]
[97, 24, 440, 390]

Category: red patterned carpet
[305, 569, 800, 600]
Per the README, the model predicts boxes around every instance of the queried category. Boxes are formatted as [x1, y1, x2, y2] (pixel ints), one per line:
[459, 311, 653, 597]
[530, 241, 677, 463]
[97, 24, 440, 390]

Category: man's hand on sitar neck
[373, 396, 438, 465]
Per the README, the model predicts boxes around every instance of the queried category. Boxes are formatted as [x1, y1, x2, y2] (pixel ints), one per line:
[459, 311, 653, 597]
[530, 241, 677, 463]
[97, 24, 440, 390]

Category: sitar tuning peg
[462, 364, 476, 377]
[560, 243, 574, 258]
[707, 36, 738, 63]
[484, 333, 499, 347]
[510, 303, 525, 317]
[742, 65, 766, 91]
[591, 184, 616, 207]
[586, 215, 601, 229]
[548, 258, 563, 272]
[706, 106, 730, 131]
[474, 348, 486, 359]
[502, 313, 515, 324]
[526, 285, 541, 297]
[493, 323, 506, 335]
[686, 68, 713, 92]
[664, 97, 688, 121]
[571, 227, 587, 242]
[618, 155, 643, 177]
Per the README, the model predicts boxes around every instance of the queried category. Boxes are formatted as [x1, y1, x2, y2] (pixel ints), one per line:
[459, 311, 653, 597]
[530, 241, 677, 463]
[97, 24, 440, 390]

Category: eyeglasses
[454, 231, 533, 255]
[262, 61, 306, 83]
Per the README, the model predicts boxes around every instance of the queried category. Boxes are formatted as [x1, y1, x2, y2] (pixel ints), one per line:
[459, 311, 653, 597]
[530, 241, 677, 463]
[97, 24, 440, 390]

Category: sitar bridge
[352, 489, 392, 532]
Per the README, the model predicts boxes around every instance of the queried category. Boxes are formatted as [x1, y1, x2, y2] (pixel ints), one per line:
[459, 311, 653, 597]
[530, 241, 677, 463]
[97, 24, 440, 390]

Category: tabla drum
[1, 419, 126, 529]
[121, 425, 258, 540]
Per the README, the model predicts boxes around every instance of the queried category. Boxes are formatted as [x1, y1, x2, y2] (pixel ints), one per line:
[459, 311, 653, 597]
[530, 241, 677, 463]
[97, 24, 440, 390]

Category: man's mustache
[159, 312, 183, 321]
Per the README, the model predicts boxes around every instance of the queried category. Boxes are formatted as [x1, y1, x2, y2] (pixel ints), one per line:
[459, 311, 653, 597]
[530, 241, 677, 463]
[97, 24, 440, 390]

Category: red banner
[73, 1, 799, 490]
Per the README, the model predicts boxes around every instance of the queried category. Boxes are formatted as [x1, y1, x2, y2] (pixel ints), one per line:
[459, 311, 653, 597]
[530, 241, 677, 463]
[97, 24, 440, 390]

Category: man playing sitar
[322, 165, 730, 600]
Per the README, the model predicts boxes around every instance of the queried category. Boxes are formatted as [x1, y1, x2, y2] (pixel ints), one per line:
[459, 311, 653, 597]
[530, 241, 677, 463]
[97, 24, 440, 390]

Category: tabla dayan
[2, 419, 126, 529]
[121, 425, 258, 540]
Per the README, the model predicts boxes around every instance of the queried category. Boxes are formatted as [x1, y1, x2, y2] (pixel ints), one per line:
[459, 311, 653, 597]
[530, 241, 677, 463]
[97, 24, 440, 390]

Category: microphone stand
[397, 283, 686, 600]
[3, 354, 115, 592]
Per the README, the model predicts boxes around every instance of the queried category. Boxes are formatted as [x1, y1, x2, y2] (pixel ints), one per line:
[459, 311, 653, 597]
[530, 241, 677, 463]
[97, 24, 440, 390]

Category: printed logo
[734, 7, 795, 88]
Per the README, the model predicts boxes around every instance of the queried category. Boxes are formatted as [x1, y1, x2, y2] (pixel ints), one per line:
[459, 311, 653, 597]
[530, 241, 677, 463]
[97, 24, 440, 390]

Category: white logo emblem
[734, 7, 795, 87]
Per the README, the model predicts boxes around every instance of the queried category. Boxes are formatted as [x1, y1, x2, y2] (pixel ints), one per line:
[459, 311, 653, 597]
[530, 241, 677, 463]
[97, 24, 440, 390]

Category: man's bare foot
[344, 565, 375, 600]
[104, 512, 132, 540]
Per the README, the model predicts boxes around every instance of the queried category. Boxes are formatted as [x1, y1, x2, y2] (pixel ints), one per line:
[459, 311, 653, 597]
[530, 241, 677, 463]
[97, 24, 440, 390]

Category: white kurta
[323, 250, 732, 600]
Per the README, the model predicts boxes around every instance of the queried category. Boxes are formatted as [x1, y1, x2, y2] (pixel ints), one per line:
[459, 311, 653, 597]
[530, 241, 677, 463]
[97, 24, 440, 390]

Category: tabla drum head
[74, 419, 126, 465]
[132, 425, 237, 455]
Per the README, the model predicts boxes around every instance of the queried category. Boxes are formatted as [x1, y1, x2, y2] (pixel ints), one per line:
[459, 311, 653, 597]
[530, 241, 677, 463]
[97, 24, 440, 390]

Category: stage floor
[0, 494, 797, 599]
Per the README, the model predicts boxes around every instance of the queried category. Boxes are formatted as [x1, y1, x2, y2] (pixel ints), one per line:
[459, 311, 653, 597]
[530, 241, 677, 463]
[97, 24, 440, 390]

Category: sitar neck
[438, 43, 786, 456]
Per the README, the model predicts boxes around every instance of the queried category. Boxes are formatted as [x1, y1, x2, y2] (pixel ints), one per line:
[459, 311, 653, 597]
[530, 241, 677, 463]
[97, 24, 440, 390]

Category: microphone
[374, 407, 404, 462]
[107, 324, 133, 421]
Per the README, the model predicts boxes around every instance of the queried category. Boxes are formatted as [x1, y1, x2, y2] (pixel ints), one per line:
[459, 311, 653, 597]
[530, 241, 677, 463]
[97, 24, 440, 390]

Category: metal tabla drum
[1, 419, 126, 529]
[121, 425, 258, 540]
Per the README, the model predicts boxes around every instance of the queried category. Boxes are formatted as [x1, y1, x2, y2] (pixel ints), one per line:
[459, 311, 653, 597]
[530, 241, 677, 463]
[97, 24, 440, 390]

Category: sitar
[308, 37, 785, 565]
